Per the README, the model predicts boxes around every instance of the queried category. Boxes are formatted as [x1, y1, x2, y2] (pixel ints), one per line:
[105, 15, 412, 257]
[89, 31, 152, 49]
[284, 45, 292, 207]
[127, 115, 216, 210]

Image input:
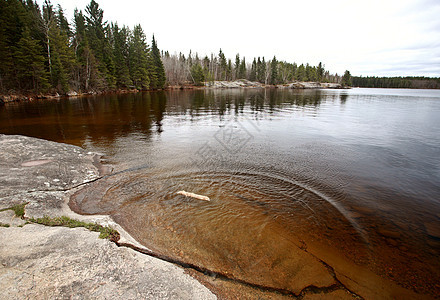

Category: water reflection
[0, 89, 330, 147]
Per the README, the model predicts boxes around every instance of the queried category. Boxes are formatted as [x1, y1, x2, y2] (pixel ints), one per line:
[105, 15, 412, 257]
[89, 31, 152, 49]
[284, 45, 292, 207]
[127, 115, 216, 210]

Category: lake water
[1, 88, 440, 296]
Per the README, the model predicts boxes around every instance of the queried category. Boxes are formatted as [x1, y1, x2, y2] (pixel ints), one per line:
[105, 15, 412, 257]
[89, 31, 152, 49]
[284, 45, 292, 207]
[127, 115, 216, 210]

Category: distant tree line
[162, 49, 345, 86]
[0, 0, 165, 94]
[352, 76, 440, 89]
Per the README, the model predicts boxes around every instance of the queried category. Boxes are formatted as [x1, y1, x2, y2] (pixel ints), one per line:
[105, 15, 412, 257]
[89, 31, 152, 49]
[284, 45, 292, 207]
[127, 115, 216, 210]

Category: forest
[0, 0, 166, 94]
[163, 51, 347, 87]
[0, 0, 438, 96]
[352, 76, 440, 89]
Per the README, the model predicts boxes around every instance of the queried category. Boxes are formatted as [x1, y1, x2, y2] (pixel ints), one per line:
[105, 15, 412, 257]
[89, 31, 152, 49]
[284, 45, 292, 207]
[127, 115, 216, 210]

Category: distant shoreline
[0, 80, 349, 105]
[3, 82, 440, 105]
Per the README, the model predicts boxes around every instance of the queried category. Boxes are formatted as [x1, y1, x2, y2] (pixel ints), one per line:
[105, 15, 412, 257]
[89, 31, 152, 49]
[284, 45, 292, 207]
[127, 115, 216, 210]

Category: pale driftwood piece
[176, 190, 210, 201]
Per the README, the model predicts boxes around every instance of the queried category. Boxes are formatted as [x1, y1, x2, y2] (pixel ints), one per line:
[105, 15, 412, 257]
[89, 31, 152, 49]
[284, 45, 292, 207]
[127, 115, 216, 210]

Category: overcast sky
[37, 0, 440, 77]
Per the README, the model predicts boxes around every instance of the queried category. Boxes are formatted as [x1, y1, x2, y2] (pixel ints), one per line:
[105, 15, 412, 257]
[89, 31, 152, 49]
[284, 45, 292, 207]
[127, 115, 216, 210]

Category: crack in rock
[115, 241, 357, 298]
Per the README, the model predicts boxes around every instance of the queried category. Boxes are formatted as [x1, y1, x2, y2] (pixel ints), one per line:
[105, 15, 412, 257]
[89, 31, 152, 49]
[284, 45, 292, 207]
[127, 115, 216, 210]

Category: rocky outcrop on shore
[286, 82, 344, 89]
[205, 79, 265, 88]
[204, 79, 345, 89]
[0, 134, 215, 299]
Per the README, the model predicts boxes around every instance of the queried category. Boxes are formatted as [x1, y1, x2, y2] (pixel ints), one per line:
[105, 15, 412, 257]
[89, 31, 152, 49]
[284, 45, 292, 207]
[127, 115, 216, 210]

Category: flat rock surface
[0, 134, 100, 199]
[0, 225, 214, 300]
[0, 134, 215, 299]
[0, 210, 26, 227]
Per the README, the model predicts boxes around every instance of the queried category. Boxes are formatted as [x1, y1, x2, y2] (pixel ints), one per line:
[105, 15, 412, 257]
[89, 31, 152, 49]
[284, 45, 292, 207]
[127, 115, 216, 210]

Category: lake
[1, 88, 439, 297]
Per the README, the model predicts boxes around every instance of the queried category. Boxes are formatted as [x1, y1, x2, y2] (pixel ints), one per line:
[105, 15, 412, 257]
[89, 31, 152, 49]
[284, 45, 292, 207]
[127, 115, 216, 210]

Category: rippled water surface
[1, 88, 440, 295]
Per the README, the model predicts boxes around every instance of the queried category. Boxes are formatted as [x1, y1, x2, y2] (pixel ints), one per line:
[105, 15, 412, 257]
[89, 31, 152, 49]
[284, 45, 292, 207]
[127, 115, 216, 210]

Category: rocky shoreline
[204, 79, 345, 89]
[0, 135, 215, 299]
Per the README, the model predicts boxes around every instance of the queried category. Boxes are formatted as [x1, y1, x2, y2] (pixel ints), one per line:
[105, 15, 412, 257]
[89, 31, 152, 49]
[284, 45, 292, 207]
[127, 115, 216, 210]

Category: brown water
[1, 88, 440, 297]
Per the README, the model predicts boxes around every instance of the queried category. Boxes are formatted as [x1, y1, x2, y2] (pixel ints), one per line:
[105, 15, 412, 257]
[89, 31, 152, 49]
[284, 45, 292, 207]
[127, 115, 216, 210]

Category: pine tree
[270, 56, 278, 85]
[341, 70, 352, 87]
[317, 62, 324, 82]
[150, 35, 166, 89]
[0, 0, 26, 90]
[249, 58, 257, 82]
[256, 57, 262, 83]
[239, 57, 246, 79]
[190, 63, 205, 86]
[129, 24, 150, 89]
[85, 0, 115, 88]
[56, 5, 71, 36]
[73, 8, 102, 91]
[227, 59, 232, 81]
[112, 23, 132, 88]
[14, 28, 49, 91]
[296, 64, 306, 81]
[234, 54, 240, 80]
[218, 49, 227, 80]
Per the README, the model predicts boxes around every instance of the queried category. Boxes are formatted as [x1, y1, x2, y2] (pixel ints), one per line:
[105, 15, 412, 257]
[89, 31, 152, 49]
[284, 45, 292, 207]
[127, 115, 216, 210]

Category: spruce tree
[239, 57, 246, 79]
[0, 0, 25, 90]
[317, 62, 324, 82]
[14, 28, 49, 91]
[249, 58, 257, 81]
[150, 35, 166, 89]
[218, 49, 227, 80]
[270, 56, 278, 85]
[129, 24, 150, 89]
[256, 57, 262, 82]
[85, 0, 115, 88]
[227, 59, 232, 81]
[112, 23, 132, 88]
[190, 63, 205, 86]
[296, 64, 306, 81]
[341, 70, 352, 87]
[235, 54, 240, 80]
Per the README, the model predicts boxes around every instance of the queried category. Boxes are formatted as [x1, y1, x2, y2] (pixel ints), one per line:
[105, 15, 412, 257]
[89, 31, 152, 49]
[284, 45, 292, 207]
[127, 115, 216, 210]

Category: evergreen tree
[129, 24, 150, 89]
[150, 35, 166, 89]
[73, 8, 101, 91]
[305, 64, 317, 82]
[14, 28, 49, 91]
[227, 59, 232, 81]
[56, 4, 71, 37]
[261, 57, 266, 83]
[190, 63, 205, 86]
[296, 64, 306, 81]
[112, 23, 132, 87]
[341, 70, 352, 87]
[85, 0, 115, 88]
[234, 53, 240, 79]
[218, 48, 227, 80]
[317, 62, 324, 82]
[0, 0, 26, 90]
[257, 57, 264, 83]
[239, 57, 246, 79]
[249, 58, 257, 81]
[270, 56, 278, 85]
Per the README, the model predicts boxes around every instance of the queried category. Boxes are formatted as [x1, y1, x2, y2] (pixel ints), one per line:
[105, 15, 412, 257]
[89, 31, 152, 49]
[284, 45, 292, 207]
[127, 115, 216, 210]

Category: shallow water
[2, 88, 440, 295]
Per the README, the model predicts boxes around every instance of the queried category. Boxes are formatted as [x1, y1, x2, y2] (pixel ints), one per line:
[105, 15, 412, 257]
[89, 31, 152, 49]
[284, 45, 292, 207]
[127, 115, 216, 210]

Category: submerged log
[176, 190, 210, 201]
